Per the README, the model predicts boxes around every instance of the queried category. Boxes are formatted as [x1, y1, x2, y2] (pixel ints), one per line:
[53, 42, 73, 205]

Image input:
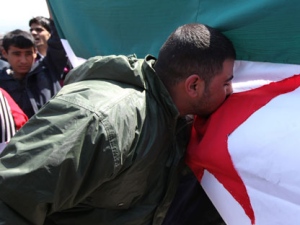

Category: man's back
[0, 55, 191, 225]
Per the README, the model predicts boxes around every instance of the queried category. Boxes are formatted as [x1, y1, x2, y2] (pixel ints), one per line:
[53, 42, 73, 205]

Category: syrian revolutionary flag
[47, 0, 300, 224]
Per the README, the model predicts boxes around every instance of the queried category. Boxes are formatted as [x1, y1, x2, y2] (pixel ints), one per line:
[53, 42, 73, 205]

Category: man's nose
[20, 54, 27, 63]
[227, 83, 233, 96]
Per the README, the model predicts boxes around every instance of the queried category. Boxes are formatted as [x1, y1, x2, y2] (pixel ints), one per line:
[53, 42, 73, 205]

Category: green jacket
[0, 55, 191, 225]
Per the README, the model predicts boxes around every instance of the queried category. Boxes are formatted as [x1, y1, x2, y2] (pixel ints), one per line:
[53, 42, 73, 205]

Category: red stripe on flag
[186, 74, 300, 224]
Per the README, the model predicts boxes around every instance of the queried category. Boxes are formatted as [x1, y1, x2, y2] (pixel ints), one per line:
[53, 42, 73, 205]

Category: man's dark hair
[154, 23, 236, 89]
[2, 29, 35, 52]
[29, 16, 51, 33]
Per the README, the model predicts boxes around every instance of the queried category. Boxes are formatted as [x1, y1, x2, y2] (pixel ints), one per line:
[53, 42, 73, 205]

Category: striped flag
[47, 1, 300, 224]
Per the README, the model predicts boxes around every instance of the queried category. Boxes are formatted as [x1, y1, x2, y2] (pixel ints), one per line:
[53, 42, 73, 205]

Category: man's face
[195, 59, 234, 117]
[2, 46, 37, 77]
[30, 23, 51, 48]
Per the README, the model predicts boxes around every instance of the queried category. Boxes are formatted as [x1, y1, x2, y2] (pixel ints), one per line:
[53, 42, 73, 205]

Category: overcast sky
[0, 0, 49, 35]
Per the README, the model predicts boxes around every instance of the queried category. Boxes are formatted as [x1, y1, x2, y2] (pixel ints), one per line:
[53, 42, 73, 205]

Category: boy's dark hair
[154, 23, 236, 89]
[29, 16, 51, 33]
[2, 29, 35, 52]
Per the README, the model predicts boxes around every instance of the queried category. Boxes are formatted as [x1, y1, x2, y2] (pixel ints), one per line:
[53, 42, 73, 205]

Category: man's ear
[185, 74, 205, 98]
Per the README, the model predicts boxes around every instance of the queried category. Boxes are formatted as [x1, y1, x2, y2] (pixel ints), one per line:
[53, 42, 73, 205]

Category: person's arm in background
[43, 0, 68, 82]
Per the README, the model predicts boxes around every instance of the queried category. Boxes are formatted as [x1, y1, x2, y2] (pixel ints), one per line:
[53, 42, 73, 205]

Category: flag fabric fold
[48, 0, 300, 64]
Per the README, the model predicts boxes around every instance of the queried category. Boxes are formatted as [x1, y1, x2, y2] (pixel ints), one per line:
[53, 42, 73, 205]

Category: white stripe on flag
[233, 60, 300, 92]
[201, 60, 300, 225]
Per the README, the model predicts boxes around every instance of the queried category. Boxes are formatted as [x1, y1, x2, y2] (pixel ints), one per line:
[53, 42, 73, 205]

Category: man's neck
[37, 45, 47, 57]
[13, 73, 26, 80]
[7, 69, 26, 81]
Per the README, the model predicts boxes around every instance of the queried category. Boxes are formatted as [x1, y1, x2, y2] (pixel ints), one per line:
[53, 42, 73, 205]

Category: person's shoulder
[0, 59, 9, 70]
[0, 67, 12, 78]
[27, 59, 45, 74]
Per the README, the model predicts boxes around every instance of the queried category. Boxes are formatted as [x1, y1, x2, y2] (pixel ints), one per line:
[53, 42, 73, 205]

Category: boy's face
[2, 46, 37, 78]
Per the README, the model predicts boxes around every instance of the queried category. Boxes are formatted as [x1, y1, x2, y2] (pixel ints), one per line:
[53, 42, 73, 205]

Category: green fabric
[0, 55, 191, 225]
[47, 0, 300, 64]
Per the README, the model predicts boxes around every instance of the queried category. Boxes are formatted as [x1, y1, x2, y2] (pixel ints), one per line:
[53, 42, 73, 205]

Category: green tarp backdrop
[48, 0, 300, 65]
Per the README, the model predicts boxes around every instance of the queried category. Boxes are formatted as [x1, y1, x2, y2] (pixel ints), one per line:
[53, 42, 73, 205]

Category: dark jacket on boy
[0, 21, 67, 118]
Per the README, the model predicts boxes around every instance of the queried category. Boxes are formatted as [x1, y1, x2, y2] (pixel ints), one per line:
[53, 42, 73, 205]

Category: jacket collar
[143, 55, 180, 119]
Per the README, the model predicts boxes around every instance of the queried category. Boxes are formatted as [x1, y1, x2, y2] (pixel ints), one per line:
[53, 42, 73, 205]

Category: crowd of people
[0, 15, 69, 151]
[0, 9, 235, 225]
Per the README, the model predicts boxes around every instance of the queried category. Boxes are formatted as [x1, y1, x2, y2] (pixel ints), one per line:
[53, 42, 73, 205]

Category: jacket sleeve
[43, 19, 68, 81]
[1, 88, 28, 130]
[0, 96, 116, 225]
